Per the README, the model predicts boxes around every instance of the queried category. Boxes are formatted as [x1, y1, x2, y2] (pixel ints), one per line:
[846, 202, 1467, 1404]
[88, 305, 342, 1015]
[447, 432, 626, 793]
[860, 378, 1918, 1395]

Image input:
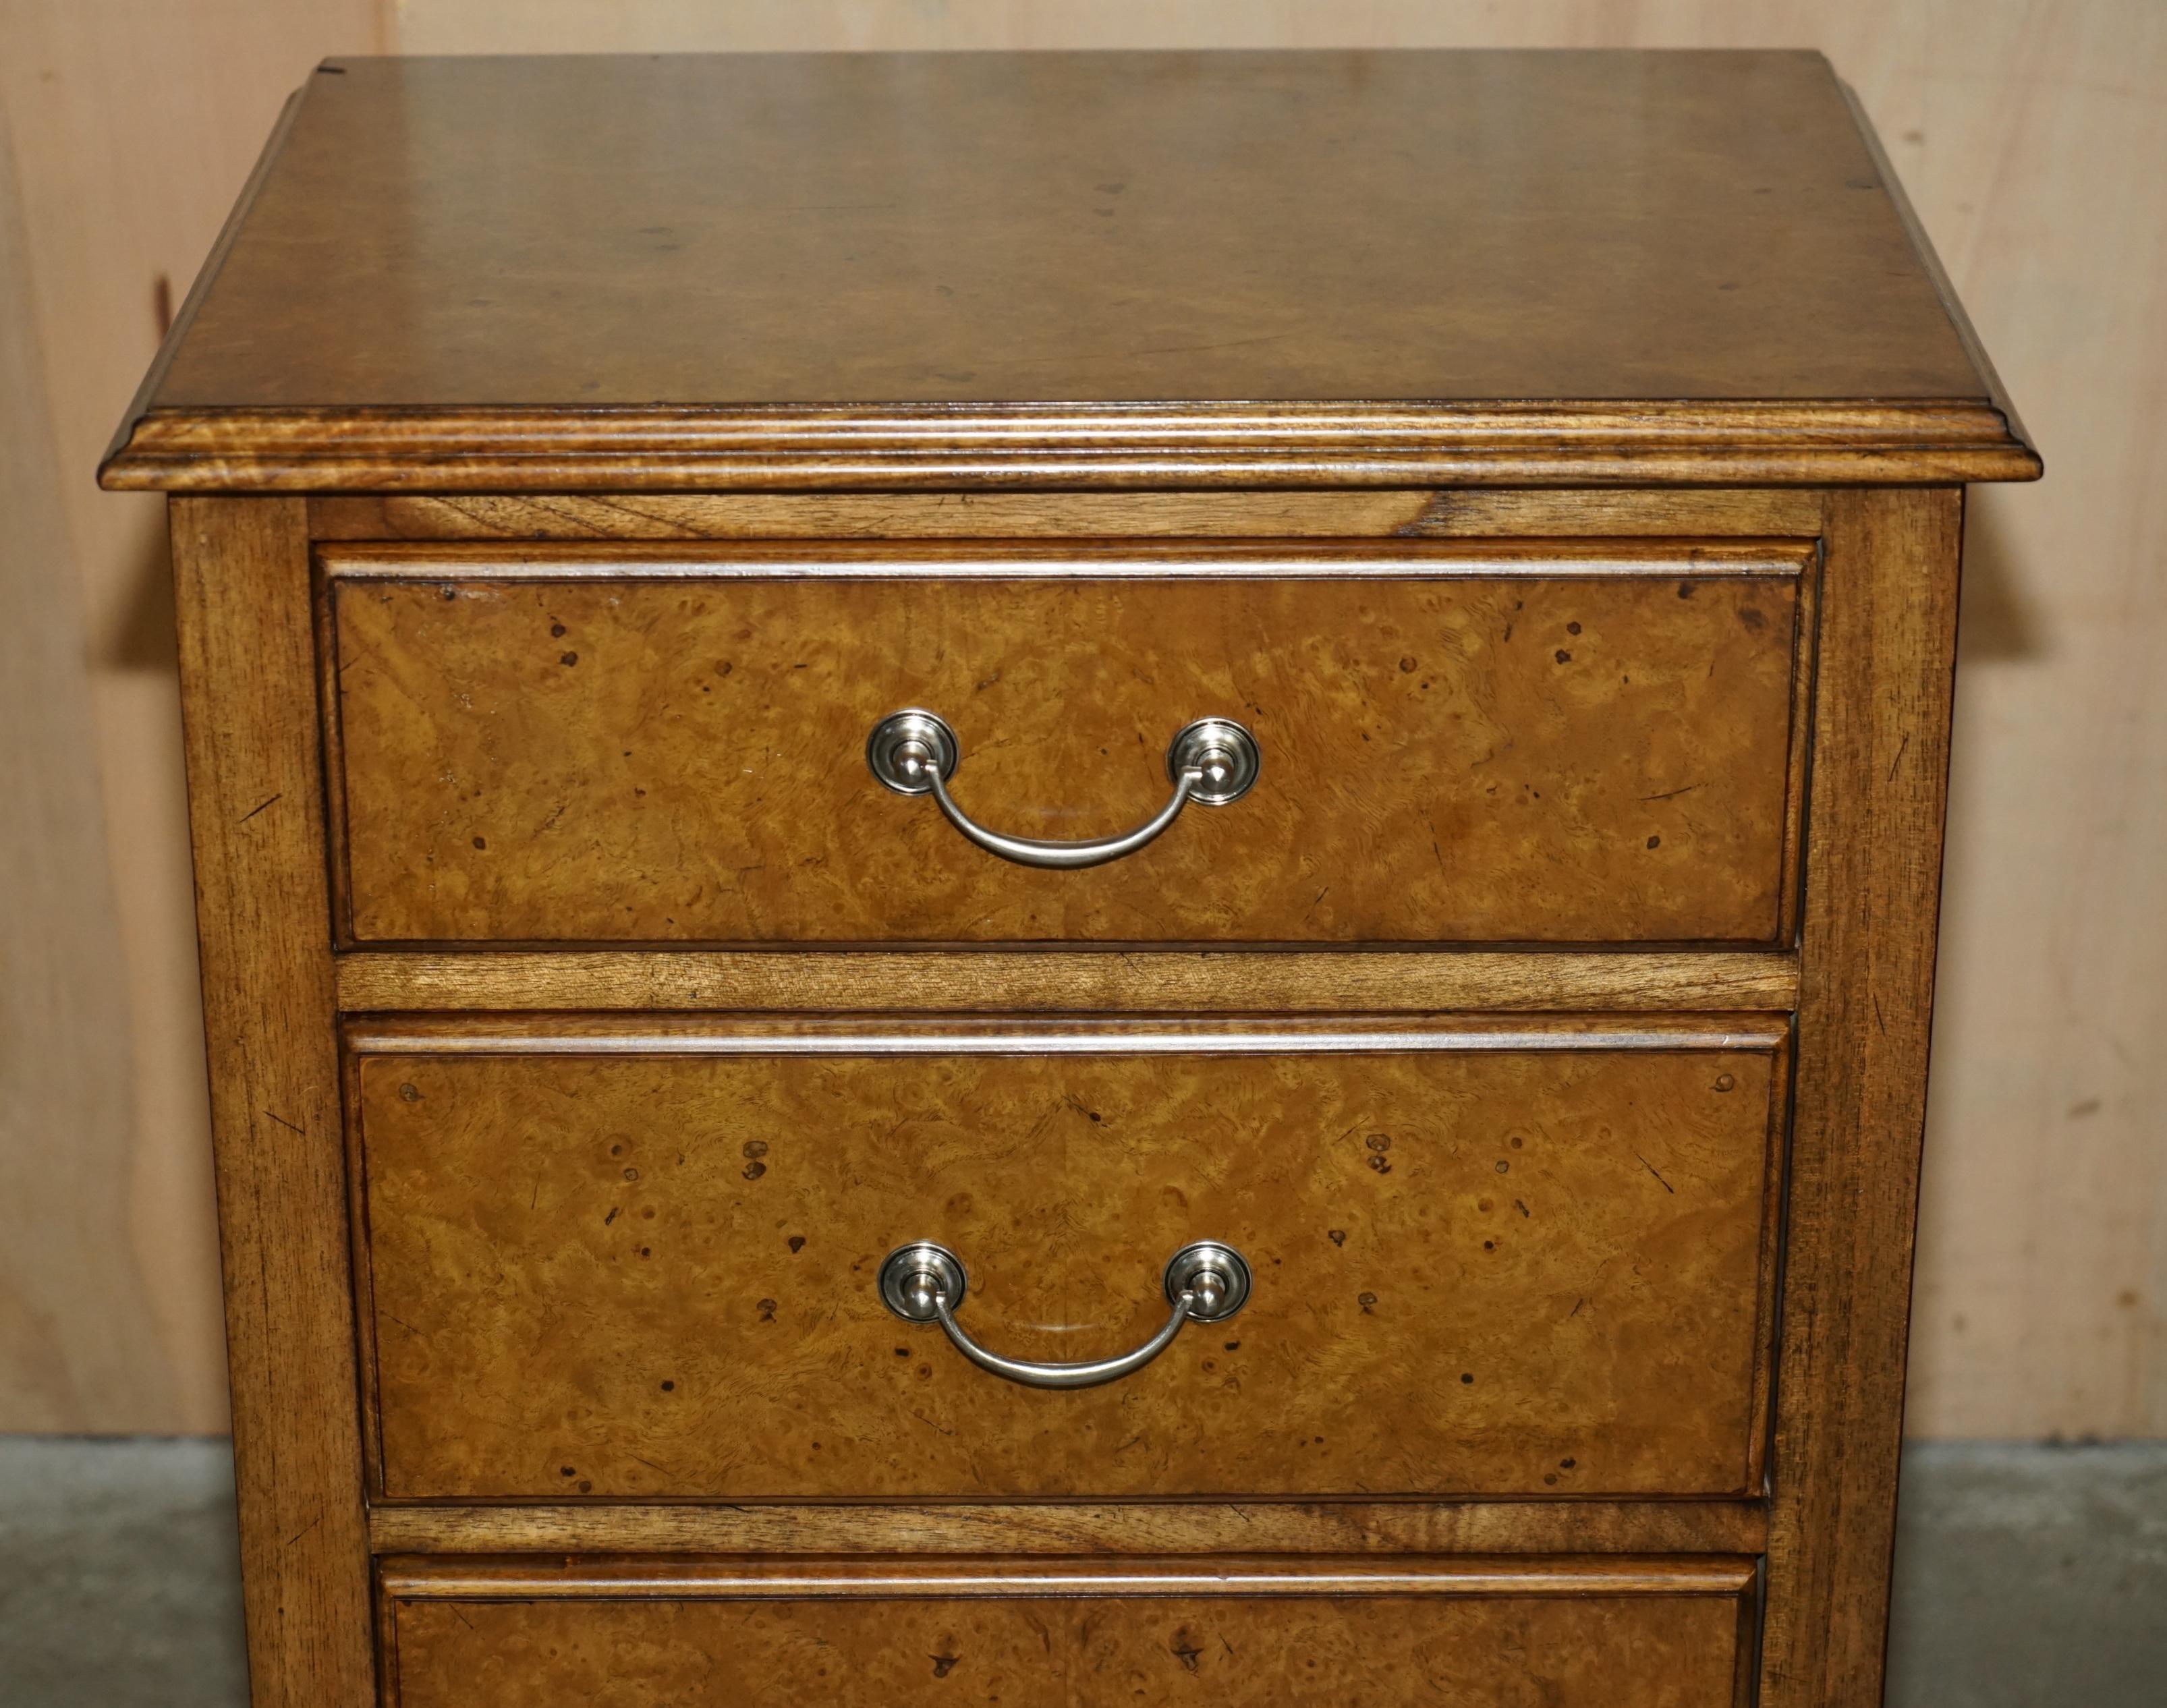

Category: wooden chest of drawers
[103, 49, 2038, 1708]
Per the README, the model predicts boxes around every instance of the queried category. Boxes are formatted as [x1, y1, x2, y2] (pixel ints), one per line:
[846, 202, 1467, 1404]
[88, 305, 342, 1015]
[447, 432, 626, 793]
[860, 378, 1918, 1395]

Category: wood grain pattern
[349, 1017, 1786, 1502]
[137, 52, 1990, 407]
[1759, 487, 1964, 1708]
[1894, 0, 2167, 1443]
[367, 1499, 1770, 1559]
[167, 498, 373, 1705]
[376, 1554, 1755, 1708]
[94, 51, 2041, 492]
[0, 109, 170, 1431]
[325, 543, 1807, 946]
[332, 948, 1802, 1015]
[107, 399, 2037, 492]
[308, 487, 1829, 542]
[0, 0, 397, 1436]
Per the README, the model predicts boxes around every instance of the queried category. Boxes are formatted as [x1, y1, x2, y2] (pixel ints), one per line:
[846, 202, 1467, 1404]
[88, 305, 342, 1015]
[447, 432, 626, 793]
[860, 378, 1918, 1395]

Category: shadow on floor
[1, 1436, 2161, 1705]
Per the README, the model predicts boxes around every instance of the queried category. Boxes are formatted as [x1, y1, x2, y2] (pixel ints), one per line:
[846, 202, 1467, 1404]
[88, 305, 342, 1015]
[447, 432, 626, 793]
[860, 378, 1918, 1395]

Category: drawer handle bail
[866, 710, 1259, 870]
[876, 1239, 1251, 1390]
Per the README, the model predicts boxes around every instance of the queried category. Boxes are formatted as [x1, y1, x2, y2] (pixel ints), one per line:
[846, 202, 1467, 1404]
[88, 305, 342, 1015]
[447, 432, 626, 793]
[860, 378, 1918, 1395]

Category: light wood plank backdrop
[1, 0, 2158, 1439]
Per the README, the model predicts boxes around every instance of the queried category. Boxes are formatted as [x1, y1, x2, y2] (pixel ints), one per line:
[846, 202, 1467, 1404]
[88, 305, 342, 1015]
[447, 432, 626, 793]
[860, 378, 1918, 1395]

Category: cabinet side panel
[1760, 487, 1963, 1707]
[170, 496, 374, 1707]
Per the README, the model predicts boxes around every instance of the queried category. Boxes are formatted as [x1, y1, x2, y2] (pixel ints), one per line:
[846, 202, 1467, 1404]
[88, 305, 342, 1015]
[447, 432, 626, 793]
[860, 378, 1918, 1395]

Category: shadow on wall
[1955, 493, 2046, 665]
[105, 501, 177, 672]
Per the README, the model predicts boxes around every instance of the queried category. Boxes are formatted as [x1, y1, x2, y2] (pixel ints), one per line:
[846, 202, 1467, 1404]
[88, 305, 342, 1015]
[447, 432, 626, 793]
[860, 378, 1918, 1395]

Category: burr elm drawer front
[347, 1016, 1785, 1504]
[320, 540, 1809, 947]
[374, 1556, 1762, 1708]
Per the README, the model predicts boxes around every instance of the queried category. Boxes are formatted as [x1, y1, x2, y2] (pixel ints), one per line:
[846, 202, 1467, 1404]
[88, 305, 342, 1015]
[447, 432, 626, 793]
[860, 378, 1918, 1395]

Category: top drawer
[322, 540, 1809, 946]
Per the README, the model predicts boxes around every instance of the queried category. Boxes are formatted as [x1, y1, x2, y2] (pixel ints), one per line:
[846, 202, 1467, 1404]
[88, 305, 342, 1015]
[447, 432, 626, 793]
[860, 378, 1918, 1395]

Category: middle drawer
[348, 1015, 1784, 1504]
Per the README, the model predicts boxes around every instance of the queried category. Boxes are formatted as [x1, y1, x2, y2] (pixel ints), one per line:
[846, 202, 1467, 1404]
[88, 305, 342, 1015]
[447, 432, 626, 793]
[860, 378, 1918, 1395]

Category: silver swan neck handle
[926, 760, 1195, 870]
[866, 710, 1259, 870]
[878, 1241, 1251, 1391]
[933, 1289, 1193, 1390]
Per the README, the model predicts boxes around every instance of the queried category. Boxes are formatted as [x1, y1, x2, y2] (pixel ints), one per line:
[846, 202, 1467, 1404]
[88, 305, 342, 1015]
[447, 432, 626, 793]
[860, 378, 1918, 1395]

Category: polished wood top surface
[105, 50, 2037, 489]
[156, 49, 1982, 409]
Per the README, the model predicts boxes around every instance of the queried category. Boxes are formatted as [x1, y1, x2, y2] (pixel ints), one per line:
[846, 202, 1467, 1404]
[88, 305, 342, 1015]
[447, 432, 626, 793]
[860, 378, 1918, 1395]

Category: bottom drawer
[378, 1556, 1756, 1707]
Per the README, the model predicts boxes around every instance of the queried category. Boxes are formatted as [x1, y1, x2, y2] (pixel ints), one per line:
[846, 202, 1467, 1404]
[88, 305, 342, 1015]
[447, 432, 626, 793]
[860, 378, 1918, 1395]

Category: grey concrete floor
[1883, 1441, 2167, 1705]
[0, 1437, 2160, 1705]
[0, 1436, 245, 1708]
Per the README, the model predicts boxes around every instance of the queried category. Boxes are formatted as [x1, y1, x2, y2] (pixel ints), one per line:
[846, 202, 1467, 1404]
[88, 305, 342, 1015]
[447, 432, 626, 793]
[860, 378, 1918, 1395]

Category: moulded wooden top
[102, 50, 2039, 491]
